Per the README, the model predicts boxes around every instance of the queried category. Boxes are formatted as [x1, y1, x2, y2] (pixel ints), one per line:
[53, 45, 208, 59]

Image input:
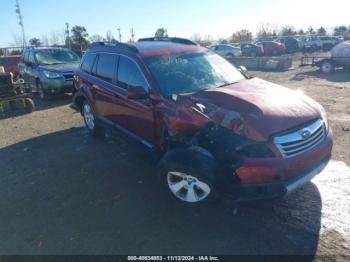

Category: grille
[273, 119, 325, 158]
[62, 73, 73, 81]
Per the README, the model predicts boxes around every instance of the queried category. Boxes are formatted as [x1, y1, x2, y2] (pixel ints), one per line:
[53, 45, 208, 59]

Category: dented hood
[179, 77, 321, 141]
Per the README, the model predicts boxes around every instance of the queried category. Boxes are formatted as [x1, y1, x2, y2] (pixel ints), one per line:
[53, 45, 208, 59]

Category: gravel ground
[0, 59, 349, 257]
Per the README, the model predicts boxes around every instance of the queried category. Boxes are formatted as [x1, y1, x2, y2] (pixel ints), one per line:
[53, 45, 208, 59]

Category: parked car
[208, 44, 241, 58]
[255, 41, 286, 56]
[0, 56, 21, 77]
[73, 38, 333, 204]
[319, 36, 342, 51]
[18, 47, 80, 100]
[278, 37, 299, 53]
[300, 35, 340, 52]
[240, 43, 264, 57]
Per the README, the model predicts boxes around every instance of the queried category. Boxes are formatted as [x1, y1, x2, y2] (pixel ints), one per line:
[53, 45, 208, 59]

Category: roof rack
[138, 37, 197, 46]
[90, 42, 139, 53]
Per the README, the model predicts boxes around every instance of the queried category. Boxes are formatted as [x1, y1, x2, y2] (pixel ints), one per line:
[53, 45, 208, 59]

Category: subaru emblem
[301, 130, 311, 140]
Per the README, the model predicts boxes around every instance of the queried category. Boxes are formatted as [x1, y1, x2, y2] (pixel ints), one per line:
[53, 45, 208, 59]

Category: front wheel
[157, 148, 219, 204]
[24, 98, 35, 113]
[37, 82, 49, 100]
[82, 101, 105, 137]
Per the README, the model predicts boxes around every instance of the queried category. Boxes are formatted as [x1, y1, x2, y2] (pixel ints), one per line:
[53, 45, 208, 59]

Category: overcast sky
[0, 0, 349, 47]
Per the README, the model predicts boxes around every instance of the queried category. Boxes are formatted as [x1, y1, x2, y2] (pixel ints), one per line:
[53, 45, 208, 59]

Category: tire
[37, 81, 49, 100]
[320, 60, 334, 74]
[157, 147, 219, 204]
[226, 53, 234, 58]
[24, 98, 35, 113]
[82, 101, 105, 137]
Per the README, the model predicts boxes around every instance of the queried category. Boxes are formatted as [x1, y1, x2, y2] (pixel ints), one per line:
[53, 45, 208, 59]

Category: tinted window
[95, 54, 116, 83]
[81, 53, 96, 73]
[117, 56, 148, 90]
[23, 50, 29, 63]
[28, 51, 35, 64]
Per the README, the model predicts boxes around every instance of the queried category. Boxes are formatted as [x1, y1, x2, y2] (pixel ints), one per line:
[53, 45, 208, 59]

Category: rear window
[81, 53, 96, 73]
[94, 54, 116, 83]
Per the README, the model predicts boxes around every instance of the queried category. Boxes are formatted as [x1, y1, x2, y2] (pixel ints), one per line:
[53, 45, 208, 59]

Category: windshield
[35, 49, 80, 65]
[144, 51, 245, 97]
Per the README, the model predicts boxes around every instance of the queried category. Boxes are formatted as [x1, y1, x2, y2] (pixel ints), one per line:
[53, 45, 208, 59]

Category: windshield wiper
[216, 81, 238, 88]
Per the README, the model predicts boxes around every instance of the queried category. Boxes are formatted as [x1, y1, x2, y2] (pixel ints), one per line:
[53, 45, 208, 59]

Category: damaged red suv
[73, 38, 333, 204]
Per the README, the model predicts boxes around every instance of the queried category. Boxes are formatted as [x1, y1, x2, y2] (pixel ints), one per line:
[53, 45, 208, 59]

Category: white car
[209, 44, 242, 58]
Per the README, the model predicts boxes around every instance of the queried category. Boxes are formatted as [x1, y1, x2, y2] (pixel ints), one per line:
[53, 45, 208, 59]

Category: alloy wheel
[167, 171, 211, 203]
[83, 103, 95, 130]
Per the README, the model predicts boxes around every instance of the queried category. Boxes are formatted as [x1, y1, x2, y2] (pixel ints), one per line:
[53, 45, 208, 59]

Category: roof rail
[138, 37, 197, 46]
[90, 41, 139, 53]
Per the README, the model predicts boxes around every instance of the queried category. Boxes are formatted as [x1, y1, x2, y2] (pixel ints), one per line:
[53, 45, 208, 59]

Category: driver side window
[117, 56, 148, 91]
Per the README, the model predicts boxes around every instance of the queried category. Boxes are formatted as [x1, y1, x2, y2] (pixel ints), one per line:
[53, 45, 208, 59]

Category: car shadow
[0, 94, 72, 120]
[292, 68, 350, 83]
[0, 127, 322, 257]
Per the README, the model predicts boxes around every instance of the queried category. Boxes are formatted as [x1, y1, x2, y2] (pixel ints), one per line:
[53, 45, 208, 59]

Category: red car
[0, 56, 21, 76]
[256, 41, 286, 56]
[73, 38, 332, 204]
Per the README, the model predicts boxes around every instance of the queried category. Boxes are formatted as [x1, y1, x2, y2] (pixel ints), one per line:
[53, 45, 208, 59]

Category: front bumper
[234, 154, 330, 201]
[41, 78, 74, 94]
[227, 127, 333, 201]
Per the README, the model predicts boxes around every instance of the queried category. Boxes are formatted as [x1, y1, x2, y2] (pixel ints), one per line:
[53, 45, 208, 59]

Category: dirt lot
[0, 58, 349, 257]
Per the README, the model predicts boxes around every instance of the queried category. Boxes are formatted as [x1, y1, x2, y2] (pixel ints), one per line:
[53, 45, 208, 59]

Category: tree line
[19, 23, 350, 55]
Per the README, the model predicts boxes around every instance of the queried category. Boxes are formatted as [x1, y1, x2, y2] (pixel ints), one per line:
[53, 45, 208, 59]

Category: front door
[114, 56, 155, 144]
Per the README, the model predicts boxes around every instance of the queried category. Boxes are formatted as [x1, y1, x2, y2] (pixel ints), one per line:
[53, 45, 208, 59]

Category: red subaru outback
[73, 38, 333, 204]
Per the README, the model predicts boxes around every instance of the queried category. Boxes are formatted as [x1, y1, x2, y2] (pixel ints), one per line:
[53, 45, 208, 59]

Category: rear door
[114, 56, 155, 144]
[89, 53, 120, 123]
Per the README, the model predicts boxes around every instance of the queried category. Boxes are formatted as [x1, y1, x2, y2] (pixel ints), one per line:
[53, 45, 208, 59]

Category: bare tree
[231, 29, 253, 43]
[90, 34, 105, 42]
[41, 34, 49, 46]
[50, 30, 62, 46]
[105, 31, 117, 42]
[307, 26, 315, 35]
[256, 22, 278, 39]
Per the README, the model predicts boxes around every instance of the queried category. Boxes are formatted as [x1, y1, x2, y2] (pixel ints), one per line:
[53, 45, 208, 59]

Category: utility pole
[130, 28, 135, 43]
[65, 23, 71, 49]
[15, 0, 26, 48]
[117, 28, 122, 42]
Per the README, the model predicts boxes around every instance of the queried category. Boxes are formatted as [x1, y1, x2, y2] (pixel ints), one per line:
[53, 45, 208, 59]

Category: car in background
[255, 41, 286, 56]
[240, 43, 264, 57]
[319, 36, 342, 51]
[208, 44, 241, 58]
[0, 56, 21, 77]
[18, 47, 80, 100]
[278, 37, 299, 53]
[73, 38, 332, 205]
